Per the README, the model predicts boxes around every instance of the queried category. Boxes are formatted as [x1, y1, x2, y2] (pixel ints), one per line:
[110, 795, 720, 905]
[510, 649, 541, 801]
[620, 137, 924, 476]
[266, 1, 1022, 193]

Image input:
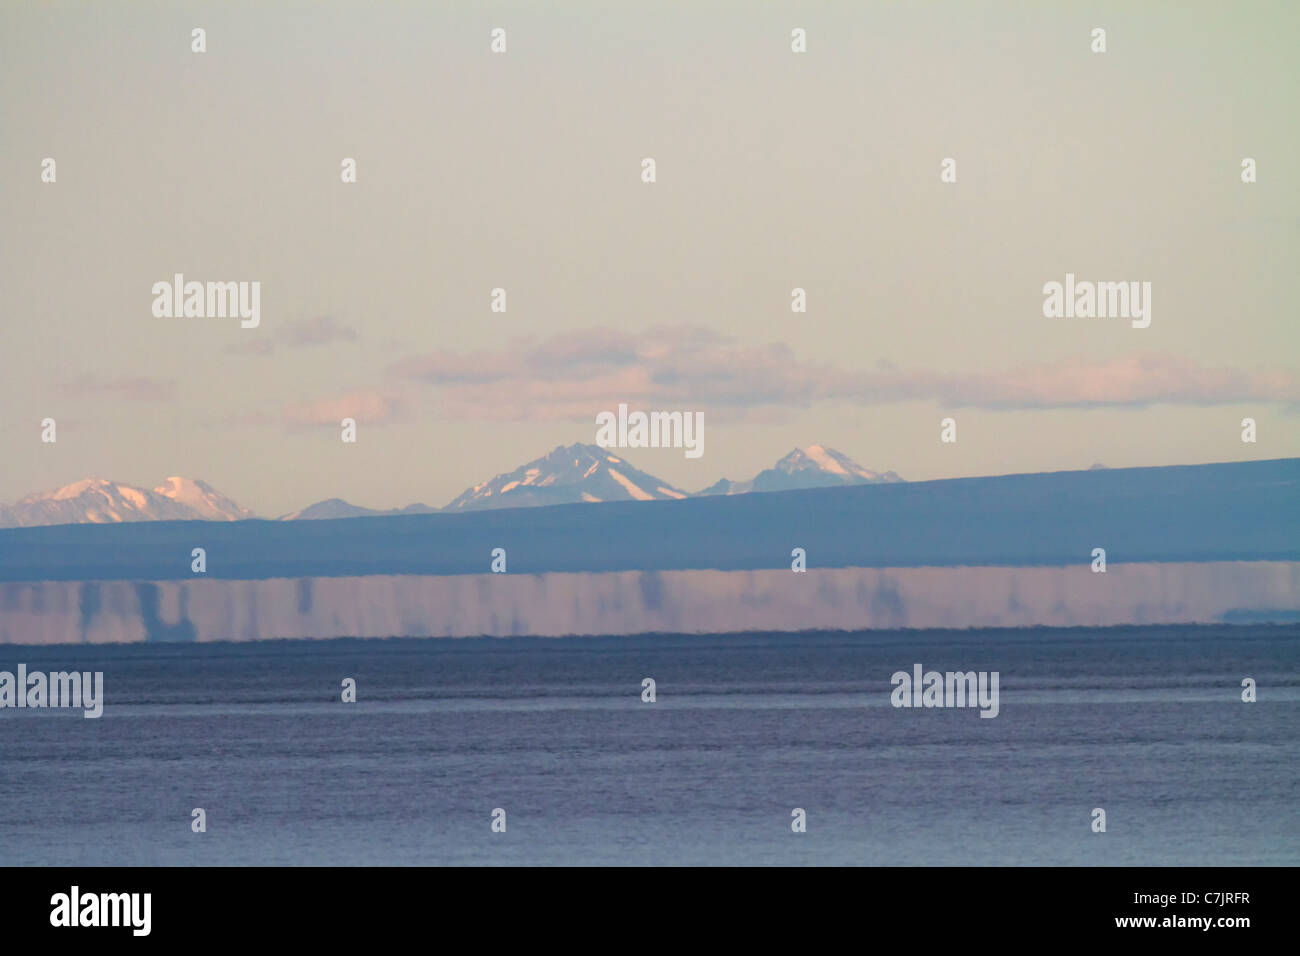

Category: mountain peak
[771, 445, 888, 481]
[699, 445, 902, 496]
[444, 444, 688, 511]
[45, 477, 115, 501]
[154, 476, 252, 521]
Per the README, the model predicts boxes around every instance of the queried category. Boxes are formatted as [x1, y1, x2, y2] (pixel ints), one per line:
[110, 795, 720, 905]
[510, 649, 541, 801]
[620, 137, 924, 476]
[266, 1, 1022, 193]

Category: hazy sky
[2, 1, 1297, 516]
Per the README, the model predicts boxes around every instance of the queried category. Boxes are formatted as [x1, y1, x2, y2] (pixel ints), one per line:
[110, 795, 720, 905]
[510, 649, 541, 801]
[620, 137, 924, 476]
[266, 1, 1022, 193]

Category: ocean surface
[1, 626, 1297, 866]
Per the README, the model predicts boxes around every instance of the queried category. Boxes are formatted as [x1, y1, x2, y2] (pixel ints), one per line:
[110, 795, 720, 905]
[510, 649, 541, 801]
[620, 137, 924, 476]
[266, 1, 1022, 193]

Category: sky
[1, 0, 1297, 517]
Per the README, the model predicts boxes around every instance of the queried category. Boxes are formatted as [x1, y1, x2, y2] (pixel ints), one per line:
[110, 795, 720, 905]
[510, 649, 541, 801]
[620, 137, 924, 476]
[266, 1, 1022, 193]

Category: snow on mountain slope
[154, 477, 252, 520]
[695, 445, 903, 495]
[0, 477, 253, 528]
[444, 443, 689, 511]
[794, 445, 878, 479]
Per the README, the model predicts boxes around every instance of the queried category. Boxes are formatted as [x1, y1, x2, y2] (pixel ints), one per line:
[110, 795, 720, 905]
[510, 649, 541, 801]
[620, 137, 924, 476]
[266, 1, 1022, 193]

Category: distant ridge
[278, 499, 437, 521]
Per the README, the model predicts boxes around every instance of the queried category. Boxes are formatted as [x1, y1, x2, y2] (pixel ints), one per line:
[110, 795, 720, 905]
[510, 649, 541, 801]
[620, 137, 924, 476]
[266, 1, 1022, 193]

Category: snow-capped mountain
[153, 477, 253, 521]
[0, 477, 252, 528]
[444, 443, 689, 512]
[278, 499, 438, 520]
[696, 445, 902, 495]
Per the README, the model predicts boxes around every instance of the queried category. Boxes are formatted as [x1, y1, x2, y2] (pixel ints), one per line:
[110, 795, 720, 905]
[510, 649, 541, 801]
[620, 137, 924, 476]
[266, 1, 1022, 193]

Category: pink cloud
[382, 327, 1300, 421]
[283, 389, 408, 428]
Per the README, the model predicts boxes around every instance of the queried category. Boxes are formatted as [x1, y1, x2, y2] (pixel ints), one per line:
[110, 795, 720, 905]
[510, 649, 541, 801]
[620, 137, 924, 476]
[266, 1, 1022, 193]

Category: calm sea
[1, 627, 1296, 866]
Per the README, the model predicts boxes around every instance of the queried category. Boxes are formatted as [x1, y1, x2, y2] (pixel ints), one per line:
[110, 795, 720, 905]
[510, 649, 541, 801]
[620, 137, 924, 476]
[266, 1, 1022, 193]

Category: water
[1, 626, 1297, 866]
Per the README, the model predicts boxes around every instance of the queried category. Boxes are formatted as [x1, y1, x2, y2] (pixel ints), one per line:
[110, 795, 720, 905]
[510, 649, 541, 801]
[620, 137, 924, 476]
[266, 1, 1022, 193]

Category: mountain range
[0, 477, 252, 528]
[0, 444, 899, 527]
